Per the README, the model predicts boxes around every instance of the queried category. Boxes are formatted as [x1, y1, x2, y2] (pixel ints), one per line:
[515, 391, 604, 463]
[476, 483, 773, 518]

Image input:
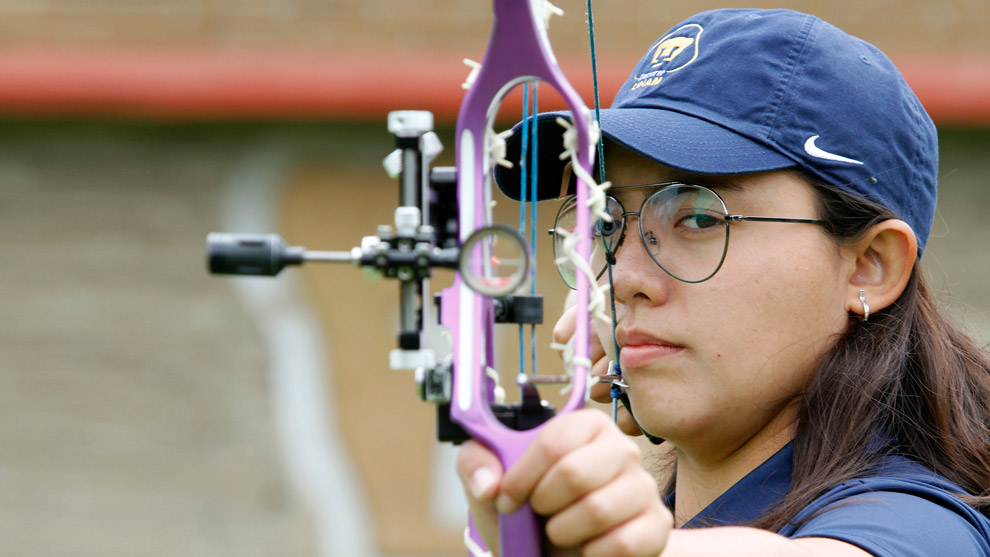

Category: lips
[616, 327, 684, 369]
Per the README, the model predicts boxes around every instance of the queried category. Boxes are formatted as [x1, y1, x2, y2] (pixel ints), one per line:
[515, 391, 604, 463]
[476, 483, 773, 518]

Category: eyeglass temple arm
[725, 215, 825, 225]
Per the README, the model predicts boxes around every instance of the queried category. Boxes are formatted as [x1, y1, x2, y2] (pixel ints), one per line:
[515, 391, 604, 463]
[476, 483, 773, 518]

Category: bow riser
[205, 2, 600, 555]
[450, 0, 595, 460]
[448, 0, 597, 554]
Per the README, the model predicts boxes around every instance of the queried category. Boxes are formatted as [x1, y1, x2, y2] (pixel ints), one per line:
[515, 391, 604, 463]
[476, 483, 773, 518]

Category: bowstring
[585, 0, 623, 423]
[515, 2, 617, 413]
[586, 0, 607, 183]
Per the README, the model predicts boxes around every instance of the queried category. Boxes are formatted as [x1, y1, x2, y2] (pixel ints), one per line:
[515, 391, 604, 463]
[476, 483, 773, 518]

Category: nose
[610, 214, 672, 308]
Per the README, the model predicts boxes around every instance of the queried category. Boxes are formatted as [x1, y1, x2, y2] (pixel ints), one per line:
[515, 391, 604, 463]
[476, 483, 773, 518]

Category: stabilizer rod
[206, 232, 353, 276]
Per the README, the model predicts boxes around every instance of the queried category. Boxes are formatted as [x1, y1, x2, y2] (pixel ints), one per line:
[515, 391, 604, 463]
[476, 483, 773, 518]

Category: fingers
[614, 406, 644, 437]
[590, 394, 645, 437]
[545, 465, 669, 554]
[559, 296, 622, 420]
[554, 298, 608, 365]
[555, 261, 637, 436]
[530, 424, 641, 516]
[497, 409, 626, 514]
[589, 354, 643, 437]
[577, 505, 673, 557]
[456, 440, 504, 553]
[589, 354, 614, 403]
[457, 439, 504, 500]
[552, 303, 578, 346]
[496, 409, 670, 556]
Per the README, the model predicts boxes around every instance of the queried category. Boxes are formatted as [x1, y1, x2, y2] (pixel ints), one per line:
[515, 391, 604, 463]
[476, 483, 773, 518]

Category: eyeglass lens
[552, 185, 730, 287]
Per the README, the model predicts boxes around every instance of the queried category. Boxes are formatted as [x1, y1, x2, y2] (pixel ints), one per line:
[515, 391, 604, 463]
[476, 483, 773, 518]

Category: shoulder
[779, 456, 990, 557]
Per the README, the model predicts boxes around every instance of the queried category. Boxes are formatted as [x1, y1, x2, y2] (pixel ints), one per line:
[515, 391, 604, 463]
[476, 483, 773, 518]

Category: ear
[844, 219, 918, 318]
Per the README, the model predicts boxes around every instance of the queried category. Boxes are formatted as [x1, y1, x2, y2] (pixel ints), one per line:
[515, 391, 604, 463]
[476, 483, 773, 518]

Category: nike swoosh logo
[804, 135, 863, 165]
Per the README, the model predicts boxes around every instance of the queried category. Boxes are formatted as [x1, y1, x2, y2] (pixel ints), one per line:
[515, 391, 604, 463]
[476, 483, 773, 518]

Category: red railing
[0, 47, 985, 125]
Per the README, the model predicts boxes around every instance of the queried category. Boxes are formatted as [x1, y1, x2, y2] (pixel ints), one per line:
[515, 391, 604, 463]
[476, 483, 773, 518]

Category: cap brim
[495, 107, 798, 201]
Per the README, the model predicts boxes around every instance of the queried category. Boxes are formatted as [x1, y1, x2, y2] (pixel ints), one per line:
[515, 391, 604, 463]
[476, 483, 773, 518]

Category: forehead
[600, 144, 815, 210]
[606, 168, 746, 208]
[604, 145, 739, 187]
[603, 145, 737, 189]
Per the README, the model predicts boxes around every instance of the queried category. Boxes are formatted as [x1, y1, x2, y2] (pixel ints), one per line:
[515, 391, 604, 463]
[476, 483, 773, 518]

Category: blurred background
[1, 1, 987, 555]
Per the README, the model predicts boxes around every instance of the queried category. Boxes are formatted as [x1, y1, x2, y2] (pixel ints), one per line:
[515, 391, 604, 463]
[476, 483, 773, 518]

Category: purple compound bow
[205, 1, 601, 554]
[446, 0, 597, 554]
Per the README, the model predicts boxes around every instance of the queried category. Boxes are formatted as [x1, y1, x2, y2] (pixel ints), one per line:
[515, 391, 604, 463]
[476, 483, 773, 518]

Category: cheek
[720, 229, 846, 314]
[702, 236, 849, 390]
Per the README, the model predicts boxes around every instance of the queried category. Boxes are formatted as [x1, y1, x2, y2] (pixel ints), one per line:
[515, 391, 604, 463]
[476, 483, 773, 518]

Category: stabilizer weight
[206, 233, 303, 276]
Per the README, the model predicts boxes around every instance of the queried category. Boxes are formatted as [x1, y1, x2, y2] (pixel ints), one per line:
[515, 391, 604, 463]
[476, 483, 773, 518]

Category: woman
[458, 8, 990, 557]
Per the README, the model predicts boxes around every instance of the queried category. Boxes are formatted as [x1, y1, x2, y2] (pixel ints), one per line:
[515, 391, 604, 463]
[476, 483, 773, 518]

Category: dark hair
[755, 178, 990, 530]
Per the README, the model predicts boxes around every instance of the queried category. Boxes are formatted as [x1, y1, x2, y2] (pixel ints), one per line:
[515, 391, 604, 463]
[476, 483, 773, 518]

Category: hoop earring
[859, 289, 870, 322]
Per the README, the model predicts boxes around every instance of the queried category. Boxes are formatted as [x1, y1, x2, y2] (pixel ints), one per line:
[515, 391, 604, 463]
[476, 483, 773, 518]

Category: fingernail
[469, 468, 496, 499]
[495, 493, 517, 514]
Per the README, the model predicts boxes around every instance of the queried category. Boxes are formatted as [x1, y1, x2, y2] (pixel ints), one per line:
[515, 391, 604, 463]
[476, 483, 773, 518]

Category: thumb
[456, 439, 504, 501]
[456, 440, 505, 555]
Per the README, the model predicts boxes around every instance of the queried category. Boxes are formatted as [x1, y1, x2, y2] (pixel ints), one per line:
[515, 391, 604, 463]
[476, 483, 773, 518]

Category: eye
[596, 218, 619, 237]
[678, 212, 722, 230]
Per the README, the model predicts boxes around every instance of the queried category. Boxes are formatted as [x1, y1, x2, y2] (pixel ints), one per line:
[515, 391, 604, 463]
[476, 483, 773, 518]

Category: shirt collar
[665, 442, 794, 528]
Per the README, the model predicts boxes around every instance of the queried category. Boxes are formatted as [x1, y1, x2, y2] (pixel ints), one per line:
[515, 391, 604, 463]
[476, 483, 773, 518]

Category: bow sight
[206, 109, 549, 442]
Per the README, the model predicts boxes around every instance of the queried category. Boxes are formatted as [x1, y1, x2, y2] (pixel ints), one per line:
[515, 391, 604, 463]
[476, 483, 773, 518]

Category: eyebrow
[607, 177, 746, 196]
[671, 175, 746, 192]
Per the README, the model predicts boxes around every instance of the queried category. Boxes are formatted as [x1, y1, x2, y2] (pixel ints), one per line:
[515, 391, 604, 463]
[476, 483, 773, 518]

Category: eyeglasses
[551, 183, 825, 288]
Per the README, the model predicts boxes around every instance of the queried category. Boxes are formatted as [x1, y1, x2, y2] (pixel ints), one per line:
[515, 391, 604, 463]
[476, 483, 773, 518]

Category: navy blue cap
[495, 9, 938, 253]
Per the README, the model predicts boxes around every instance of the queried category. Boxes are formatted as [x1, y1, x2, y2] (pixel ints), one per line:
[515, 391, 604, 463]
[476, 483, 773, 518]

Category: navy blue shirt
[668, 443, 990, 556]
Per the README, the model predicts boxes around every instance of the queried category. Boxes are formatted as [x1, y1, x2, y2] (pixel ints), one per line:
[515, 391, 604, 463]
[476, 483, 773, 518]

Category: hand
[553, 293, 642, 436]
[457, 409, 673, 557]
